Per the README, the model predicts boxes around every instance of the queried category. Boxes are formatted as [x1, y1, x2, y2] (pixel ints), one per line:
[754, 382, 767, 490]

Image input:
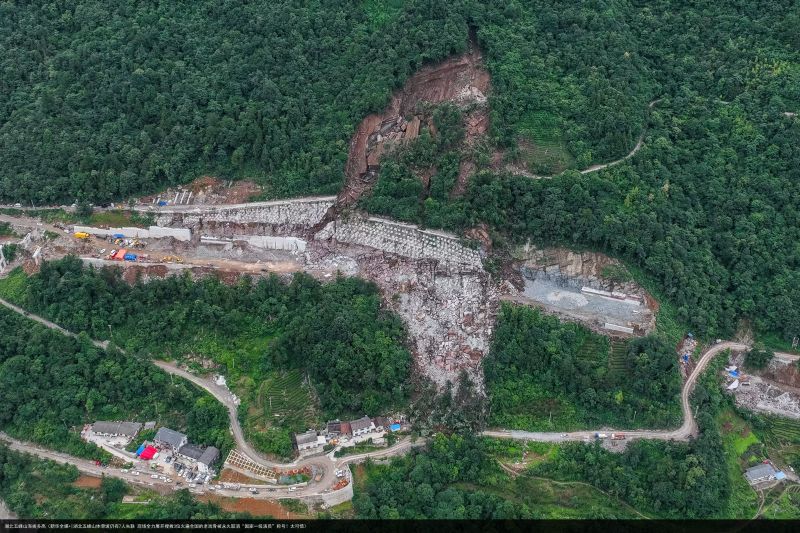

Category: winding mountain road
[484, 341, 799, 444]
[508, 99, 662, 180]
[0, 296, 419, 501]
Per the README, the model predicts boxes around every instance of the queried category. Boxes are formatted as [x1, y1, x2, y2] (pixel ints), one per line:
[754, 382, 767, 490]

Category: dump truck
[594, 433, 608, 439]
[73, 232, 91, 239]
[610, 433, 626, 440]
[123, 253, 137, 262]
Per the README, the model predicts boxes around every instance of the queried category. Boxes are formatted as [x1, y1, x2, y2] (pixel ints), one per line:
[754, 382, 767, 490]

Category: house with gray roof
[91, 421, 142, 439]
[349, 416, 374, 437]
[177, 443, 220, 474]
[198, 447, 220, 472]
[744, 463, 777, 485]
[154, 427, 187, 450]
[294, 430, 320, 451]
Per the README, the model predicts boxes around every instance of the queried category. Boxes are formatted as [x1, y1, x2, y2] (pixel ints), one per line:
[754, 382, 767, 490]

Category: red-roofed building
[340, 421, 352, 436]
[139, 445, 158, 460]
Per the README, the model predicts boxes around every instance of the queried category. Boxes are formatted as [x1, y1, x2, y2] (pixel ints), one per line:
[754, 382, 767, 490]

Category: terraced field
[607, 339, 631, 382]
[763, 417, 800, 445]
[248, 370, 318, 432]
[517, 111, 575, 175]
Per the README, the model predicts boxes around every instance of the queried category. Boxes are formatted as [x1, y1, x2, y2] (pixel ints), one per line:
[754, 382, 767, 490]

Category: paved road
[0, 297, 419, 501]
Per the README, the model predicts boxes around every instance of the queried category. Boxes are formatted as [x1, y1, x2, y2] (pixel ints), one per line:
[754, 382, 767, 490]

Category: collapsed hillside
[340, 43, 490, 207]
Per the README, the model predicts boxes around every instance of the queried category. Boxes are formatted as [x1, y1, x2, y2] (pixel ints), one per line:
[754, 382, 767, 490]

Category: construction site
[503, 245, 657, 337]
[0, 41, 656, 390]
[727, 351, 800, 420]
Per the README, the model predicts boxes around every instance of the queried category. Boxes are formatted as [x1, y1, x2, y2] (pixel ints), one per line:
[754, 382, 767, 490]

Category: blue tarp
[682, 354, 690, 362]
[112, 234, 125, 239]
[390, 423, 401, 432]
[135, 444, 145, 456]
[776, 471, 786, 480]
[729, 370, 740, 378]
[157, 201, 168, 206]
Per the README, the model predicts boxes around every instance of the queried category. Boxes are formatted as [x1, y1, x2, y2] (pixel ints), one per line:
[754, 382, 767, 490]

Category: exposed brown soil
[218, 468, 264, 485]
[763, 363, 800, 389]
[340, 42, 491, 208]
[197, 494, 304, 519]
[138, 176, 263, 206]
[72, 475, 102, 488]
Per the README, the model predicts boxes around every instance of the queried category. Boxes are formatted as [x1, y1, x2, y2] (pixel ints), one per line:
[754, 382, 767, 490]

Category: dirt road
[509, 99, 662, 180]
[484, 341, 750, 443]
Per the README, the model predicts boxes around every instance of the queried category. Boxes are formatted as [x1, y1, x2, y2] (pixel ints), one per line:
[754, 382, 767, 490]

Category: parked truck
[610, 433, 626, 440]
[123, 253, 137, 262]
[595, 433, 608, 439]
[73, 232, 90, 239]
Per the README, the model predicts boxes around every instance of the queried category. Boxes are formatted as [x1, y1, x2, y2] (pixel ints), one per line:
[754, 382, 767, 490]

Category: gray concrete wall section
[0, 245, 7, 273]
[317, 216, 482, 268]
[73, 225, 191, 241]
[154, 197, 335, 228]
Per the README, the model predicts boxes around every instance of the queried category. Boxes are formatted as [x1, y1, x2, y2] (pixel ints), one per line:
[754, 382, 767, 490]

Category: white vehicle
[151, 474, 159, 479]
[133, 472, 140, 476]
[13, 203, 21, 208]
[288, 487, 297, 492]
[249, 487, 258, 493]
[208, 486, 216, 491]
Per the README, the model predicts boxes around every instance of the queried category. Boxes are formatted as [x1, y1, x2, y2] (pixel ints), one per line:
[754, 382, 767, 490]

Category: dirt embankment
[340, 43, 491, 207]
[138, 177, 263, 206]
[197, 494, 305, 519]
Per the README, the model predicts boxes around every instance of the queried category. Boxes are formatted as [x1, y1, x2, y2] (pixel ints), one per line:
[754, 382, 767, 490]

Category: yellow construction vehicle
[73, 232, 91, 239]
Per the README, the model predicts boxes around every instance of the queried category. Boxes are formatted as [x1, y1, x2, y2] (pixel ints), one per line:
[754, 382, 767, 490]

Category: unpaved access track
[484, 342, 800, 444]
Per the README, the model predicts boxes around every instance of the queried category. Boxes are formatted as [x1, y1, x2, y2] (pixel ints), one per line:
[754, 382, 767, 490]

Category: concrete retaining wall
[200, 235, 307, 252]
[154, 197, 335, 228]
[0, 245, 7, 273]
[316, 215, 482, 268]
[73, 225, 191, 241]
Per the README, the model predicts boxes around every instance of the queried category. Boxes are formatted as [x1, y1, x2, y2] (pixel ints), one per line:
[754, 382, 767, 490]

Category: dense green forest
[0, 257, 411, 456]
[484, 305, 681, 430]
[2, 1, 798, 341]
[352, 433, 639, 519]
[0, 445, 245, 519]
[347, 347, 800, 519]
[361, 0, 800, 342]
[0, 305, 232, 459]
[0, 0, 469, 203]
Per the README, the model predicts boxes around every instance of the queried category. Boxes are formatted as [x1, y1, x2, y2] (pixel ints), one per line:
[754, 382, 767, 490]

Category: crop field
[607, 339, 631, 382]
[576, 335, 609, 363]
[762, 417, 800, 445]
[250, 369, 317, 432]
[517, 111, 575, 174]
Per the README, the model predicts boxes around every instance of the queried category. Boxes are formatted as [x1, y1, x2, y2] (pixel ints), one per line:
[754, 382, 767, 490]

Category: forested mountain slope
[2, 0, 799, 340]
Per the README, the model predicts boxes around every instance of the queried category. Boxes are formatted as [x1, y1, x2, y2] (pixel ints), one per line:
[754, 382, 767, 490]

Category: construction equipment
[73, 232, 91, 239]
[610, 433, 626, 440]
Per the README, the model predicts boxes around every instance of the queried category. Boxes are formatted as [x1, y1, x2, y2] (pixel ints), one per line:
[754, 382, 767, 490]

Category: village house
[294, 430, 320, 452]
[177, 443, 220, 474]
[349, 416, 374, 437]
[373, 416, 389, 432]
[744, 463, 780, 485]
[154, 427, 188, 451]
[91, 421, 142, 440]
[325, 420, 342, 440]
